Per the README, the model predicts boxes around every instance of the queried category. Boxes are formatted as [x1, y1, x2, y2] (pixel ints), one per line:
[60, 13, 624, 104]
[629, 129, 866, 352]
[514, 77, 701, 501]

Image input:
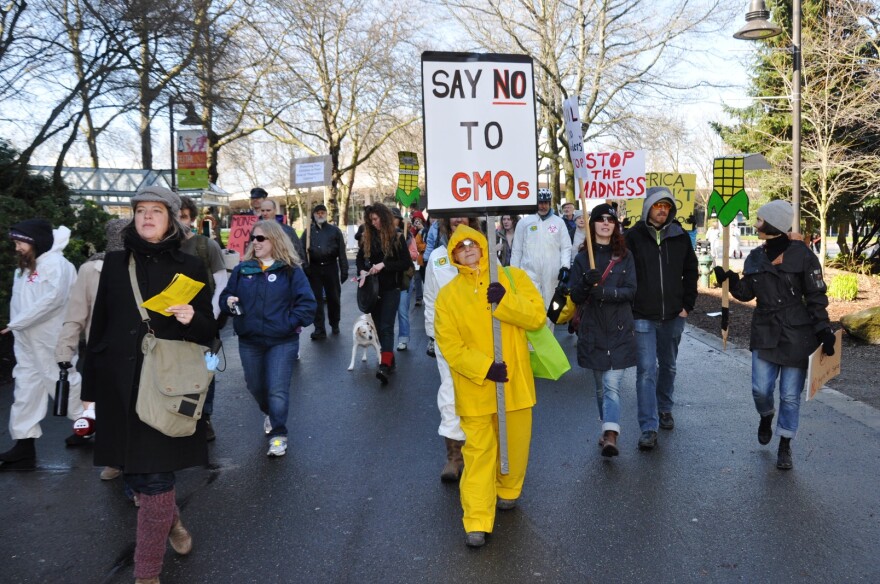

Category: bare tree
[263, 0, 422, 226]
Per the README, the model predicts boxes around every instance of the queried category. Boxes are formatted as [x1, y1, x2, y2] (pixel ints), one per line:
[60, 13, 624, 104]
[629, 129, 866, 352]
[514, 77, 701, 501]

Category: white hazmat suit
[510, 212, 572, 311]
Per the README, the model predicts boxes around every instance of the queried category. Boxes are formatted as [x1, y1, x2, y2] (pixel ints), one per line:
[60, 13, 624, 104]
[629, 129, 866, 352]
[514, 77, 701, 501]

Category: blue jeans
[412, 271, 423, 302]
[238, 337, 299, 437]
[752, 353, 807, 439]
[591, 368, 628, 434]
[634, 317, 685, 432]
[397, 282, 411, 342]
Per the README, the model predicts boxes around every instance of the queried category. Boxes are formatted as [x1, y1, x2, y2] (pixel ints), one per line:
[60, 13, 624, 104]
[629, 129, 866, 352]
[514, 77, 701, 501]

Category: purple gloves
[486, 362, 509, 382]
[487, 282, 506, 304]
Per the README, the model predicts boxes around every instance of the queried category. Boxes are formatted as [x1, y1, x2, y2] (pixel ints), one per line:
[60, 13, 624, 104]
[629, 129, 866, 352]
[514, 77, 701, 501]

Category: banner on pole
[582, 150, 645, 199]
[176, 129, 209, 190]
[563, 97, 587, 181]
[421, 51, 538, 216]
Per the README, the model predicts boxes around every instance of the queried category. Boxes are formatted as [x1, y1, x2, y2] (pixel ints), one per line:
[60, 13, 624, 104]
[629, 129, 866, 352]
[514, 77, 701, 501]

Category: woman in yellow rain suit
[434, 225, 546, 548]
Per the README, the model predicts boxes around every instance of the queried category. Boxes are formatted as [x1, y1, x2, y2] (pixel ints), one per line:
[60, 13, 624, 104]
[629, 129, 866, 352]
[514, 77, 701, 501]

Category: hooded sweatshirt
[624, 188, 699, 320]
[434, 226, 546, 417]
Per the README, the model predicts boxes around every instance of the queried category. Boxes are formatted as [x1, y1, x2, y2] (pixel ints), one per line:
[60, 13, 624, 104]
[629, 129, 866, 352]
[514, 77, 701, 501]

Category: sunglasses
[249, 234, 268, 242]
[594, 215, 616, 224]
[652, 201, 672, 211]
[454, 239, 478, 251]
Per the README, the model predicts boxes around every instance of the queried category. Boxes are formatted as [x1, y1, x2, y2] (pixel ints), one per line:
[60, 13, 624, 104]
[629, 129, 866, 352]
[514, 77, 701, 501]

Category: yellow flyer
[141, 274, 205, 316]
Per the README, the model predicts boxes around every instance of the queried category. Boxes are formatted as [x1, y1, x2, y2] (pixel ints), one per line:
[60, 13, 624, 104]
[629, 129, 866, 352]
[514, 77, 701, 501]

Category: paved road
[1, 279, 879, 583]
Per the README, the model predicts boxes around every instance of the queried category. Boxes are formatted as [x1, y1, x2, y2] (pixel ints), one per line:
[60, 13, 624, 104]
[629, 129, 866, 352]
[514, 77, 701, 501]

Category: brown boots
[440, 438, 465, 482]
[601, 431, 619, 457]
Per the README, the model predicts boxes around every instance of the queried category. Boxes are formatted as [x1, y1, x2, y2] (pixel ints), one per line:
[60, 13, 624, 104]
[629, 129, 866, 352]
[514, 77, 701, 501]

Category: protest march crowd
[0, 183, 835, 581]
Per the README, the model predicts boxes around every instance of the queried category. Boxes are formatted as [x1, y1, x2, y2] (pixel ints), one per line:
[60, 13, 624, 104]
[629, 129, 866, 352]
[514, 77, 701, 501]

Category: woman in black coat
[569, 204, 637, 458]
[82, 187, 215, 584]
[356, 203, 411, 385]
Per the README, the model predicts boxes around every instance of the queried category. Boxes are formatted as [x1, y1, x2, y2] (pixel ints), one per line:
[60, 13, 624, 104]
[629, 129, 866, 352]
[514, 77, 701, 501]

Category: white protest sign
[422, 52, 538, 215]
[583, 150, 646, 199]
[563, 97, 587, 180]
[290, 155, 331, 188]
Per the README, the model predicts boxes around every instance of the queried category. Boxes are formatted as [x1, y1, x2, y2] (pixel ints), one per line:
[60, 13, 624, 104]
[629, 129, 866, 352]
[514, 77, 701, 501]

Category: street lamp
[734, 0, 802, 232]
[168, 97, 203, 191]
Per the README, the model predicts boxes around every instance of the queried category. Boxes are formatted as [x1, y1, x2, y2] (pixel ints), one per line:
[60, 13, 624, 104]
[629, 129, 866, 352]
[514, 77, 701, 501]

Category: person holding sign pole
[435, 226, 546, 548]
[356, 203, 410, 385]
[510, 189, 572, 319]
[569, 204, 637, 457]
[714, 200, 833, 471]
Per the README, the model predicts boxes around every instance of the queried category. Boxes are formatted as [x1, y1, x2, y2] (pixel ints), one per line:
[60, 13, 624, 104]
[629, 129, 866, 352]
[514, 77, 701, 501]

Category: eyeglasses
[454, 239, 477, 251]
[594, 215, 616, 224]
[249, 234, 268, 242]
[652, 201, 672, 211]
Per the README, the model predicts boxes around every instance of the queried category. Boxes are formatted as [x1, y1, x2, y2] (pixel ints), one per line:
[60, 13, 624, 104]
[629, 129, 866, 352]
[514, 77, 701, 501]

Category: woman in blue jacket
[220, 220, 316, 458]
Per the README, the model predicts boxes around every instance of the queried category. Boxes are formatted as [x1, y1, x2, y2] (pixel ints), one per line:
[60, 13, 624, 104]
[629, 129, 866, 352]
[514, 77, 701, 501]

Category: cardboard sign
[563, 97, 587, 181]
[582, 150, 645, 199]
[290, 155, 331, 189]
[227, 214, 258, 257]
[618, 172, 697, 230]
[805, 330, 843, 401]
[177, 129, 209, 190]
[422, 51, 538, 215]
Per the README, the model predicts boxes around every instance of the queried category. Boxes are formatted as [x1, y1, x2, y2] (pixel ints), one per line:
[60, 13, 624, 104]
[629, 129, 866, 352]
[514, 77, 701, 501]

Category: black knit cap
[589, 203, 618, 223]
[10, 218, 54, 257]
[312, 204, 327, 214]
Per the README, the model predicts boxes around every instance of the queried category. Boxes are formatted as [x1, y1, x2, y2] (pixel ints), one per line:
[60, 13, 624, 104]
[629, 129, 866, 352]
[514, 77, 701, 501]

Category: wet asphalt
[1, 274, 879, 584]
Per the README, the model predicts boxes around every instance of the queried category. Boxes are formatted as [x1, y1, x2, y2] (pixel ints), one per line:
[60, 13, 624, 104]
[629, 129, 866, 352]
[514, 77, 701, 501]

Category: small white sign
[563, 97, 587, 181]
[290, 155, 331, 188]
[422, 52, 538, 215]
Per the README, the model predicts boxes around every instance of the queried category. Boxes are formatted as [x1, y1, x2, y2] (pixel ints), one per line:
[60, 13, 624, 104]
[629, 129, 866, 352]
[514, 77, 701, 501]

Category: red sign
[227, 215, 258, 257]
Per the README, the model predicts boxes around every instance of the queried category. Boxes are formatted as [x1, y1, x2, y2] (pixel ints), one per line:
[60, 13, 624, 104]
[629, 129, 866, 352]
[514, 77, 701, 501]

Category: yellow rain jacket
[435, 226, 546, 417]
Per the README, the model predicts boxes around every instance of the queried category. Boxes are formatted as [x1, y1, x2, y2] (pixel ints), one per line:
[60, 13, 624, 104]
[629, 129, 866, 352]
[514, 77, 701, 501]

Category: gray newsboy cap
[131, 186, 181, 217]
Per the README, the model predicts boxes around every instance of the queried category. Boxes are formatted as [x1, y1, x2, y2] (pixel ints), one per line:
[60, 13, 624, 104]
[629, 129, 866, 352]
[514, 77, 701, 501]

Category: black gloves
[486, 361, 509, 382]
[58, 361, 73, 370]
[487, 282, 506, 304]
[583, 269, 601, 287]
[713, 267, 739, 287]
[558, 267, 570, 284]
[817, 329, 836, 356]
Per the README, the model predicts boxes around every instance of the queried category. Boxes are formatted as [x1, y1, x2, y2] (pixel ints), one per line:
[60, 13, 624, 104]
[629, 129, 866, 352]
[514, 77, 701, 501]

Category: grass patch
[827, 273, 859, 301]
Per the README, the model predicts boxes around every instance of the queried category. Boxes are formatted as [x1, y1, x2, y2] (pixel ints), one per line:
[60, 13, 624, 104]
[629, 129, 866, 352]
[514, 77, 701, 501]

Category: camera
[230, 302, 243, 316]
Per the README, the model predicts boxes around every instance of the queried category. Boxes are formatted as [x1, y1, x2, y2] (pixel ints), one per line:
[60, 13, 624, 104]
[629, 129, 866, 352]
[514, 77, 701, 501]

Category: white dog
[348, 314, 381, 371]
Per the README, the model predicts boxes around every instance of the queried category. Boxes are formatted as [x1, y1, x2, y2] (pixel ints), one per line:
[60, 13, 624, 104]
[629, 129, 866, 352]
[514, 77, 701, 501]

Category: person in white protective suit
[510, 189, 573, 316]
[0, 219, 81, 470]
[424, 216, 480, 482]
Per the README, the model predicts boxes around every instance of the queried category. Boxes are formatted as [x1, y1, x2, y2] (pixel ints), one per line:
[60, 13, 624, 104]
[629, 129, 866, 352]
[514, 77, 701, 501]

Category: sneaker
[100, 466, 122, 480]
[267, 436, 288, 457]
[496, 498, 517, 510]
[638, 431, 658, 450]
[263, 415, 272, 435]
[204, 416, 216, 442]
[426, 338, 436, 358]
[659, 412, 674, 430]
[397, 342, 408, 351]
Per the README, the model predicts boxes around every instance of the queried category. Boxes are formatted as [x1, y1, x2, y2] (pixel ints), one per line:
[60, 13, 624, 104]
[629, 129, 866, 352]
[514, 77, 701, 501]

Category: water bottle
[53, 368, 69, 417]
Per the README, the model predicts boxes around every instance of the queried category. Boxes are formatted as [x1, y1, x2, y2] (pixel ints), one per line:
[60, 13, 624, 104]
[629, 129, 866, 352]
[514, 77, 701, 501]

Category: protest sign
[227, 214, 258, 257]
[563, 97, 587, 181]
[582, 150, 645, 200]
[805, 330, 843, 401]
[290, 155, 331, 189]
[619, 172, 697, 231]
[421, 52, 538, 215]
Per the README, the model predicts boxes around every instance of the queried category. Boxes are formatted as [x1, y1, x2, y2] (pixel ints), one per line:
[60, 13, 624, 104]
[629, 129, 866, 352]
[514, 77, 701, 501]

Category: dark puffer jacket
[219, 260, 316, 343]
[569, 244, 637, 371]
[625, 189, 698, 320]
[730, 241, 830, 368]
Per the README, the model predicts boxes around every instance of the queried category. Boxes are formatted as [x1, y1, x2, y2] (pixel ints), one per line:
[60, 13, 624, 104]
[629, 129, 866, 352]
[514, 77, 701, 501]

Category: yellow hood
[447, 225, 489, 276]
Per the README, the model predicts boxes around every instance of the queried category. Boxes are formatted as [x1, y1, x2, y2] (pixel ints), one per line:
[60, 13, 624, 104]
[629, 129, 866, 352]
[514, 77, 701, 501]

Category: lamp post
[168, 97, 203, 191]
[734, 0, 802, 232]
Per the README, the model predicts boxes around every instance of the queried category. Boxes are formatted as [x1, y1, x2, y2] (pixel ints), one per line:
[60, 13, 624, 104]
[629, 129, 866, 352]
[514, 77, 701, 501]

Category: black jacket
[625, 221, 698, 320]
[356, 231, 410, 292]
[570, 244, 637, 371]
[82, 247, 215, 474]
[306, 221, 348, 278]
[730, 241, 830, 368]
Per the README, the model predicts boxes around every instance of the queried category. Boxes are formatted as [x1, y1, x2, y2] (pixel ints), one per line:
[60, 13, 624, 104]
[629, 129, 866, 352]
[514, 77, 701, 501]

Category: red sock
[133, 489, 176, 579]
[381, 351, 393, 367]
